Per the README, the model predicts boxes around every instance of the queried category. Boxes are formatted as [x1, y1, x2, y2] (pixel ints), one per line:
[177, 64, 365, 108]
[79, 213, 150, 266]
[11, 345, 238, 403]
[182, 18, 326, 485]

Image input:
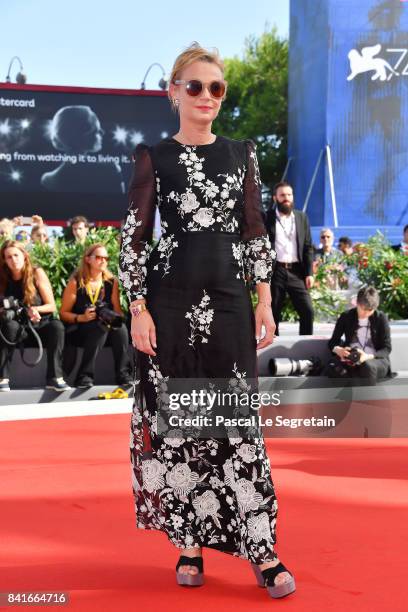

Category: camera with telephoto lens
[269, 356, 322, 377]
[94, 300, 123, 329]
[0, 296, 29, 323]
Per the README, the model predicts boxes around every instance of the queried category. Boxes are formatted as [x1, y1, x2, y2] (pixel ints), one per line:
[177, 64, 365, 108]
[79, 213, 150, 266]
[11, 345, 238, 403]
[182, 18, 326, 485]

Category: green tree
[215, 26, 288, 191]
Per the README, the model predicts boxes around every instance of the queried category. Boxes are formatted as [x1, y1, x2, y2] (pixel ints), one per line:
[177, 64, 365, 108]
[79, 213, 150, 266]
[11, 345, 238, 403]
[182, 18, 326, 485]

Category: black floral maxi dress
[118, 136, 280, 563]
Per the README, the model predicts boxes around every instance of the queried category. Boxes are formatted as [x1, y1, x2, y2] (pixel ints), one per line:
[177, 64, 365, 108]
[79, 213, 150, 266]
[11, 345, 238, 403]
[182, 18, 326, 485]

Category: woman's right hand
[334, 346, 351, 361]
[80, 306, 97, 322]
[131, 311, 157, 356]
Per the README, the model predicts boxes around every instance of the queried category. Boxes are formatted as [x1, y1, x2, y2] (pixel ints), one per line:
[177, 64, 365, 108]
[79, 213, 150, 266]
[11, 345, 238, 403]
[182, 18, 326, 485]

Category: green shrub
[2, 229, 407, 321]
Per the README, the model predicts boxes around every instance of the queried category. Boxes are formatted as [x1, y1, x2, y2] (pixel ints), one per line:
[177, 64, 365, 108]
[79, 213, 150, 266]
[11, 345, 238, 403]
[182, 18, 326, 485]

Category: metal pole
[281, 157, 293, 181]
[303, 149, 324, 213]
[325, 144, 338, 227]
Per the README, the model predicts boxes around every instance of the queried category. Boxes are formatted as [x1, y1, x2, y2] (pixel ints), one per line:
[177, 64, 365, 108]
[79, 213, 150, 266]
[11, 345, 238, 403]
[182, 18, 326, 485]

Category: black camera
[328, 347, 362, 378]
[94, 300, 123, 329]
[0, 296, 44, 365]
[345, 347, 361, 365]
[0, 296, 28, 323]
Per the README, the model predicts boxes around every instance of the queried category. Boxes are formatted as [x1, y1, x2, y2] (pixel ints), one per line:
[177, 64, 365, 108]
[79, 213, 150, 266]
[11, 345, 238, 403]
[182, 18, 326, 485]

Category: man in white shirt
[264, 182, 315, 335]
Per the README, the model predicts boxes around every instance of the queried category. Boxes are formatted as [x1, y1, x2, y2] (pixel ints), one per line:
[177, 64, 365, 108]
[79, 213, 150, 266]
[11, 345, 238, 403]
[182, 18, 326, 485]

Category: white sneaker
[0, 378, 10, 392]
[45, 377, 71, 392]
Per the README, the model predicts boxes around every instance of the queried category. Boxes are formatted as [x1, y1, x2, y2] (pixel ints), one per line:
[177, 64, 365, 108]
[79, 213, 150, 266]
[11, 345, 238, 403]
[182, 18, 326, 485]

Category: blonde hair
[168, 42, 225, 111]
[74, 242, 113, 289]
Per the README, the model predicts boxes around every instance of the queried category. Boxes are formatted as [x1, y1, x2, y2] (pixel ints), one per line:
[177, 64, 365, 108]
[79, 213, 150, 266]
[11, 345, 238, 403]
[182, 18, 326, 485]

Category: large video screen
[0, 84, 177, 221]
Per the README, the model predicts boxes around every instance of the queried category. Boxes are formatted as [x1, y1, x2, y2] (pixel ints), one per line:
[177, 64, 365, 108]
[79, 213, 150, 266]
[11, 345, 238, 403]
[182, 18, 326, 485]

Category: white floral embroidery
[247, 512, 273, 543]
[226, 427, 243, 445]
[171, 513, 185, 529]
[211, 167, 245, 232]
[192, 207, 215, 228]
[249, 148, 261, 187]
[227, 363, 263, 437]
[232, 242, 245, 280]
[165, 463, 200, 497]
[142, 458, 167, 493]
[119, 207, 152, 299]
[147, 358, 170, 432]
[235, 478, 264, 513]
[228, 363, 251, 395]
[185, 290, 214, 348]
[236, 443, 257, 463]
[179, 190, 200, 215]
[218, 167, 245, 194]
[193, 490, 221, 521]
[163, 430, 186, 447]
[171, 146, 241, 232]
[243, 236, 275, 285]
[223, 458, 236, 490]
[254, 259, 269, 280]
[153, 234, 179, 277]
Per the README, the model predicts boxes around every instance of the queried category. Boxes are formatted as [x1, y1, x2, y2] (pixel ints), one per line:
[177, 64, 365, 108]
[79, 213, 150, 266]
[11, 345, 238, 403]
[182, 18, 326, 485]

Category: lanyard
[86, 280, 102, 305]
[276, 213, 295, 242]
[355, 321, 370, 350]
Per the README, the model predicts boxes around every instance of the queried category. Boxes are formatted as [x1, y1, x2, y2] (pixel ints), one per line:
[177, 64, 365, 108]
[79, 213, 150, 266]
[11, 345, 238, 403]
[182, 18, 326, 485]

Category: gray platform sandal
[252, 561, 296, 598]
[176, 555, 204, 587]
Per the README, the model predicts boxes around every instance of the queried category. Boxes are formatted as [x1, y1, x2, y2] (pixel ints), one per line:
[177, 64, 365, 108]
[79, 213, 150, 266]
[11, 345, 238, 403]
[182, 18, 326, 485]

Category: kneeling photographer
[0, 240, 70, 392]
[60, 243, 132, 389]
[327, 286, 392, 385]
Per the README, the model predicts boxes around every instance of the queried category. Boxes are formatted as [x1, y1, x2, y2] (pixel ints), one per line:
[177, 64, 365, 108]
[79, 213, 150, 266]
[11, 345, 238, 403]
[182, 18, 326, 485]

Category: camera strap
[0, 324, 26, 346]
[0, 319, 44, 366]
[18, 319, 44, 366]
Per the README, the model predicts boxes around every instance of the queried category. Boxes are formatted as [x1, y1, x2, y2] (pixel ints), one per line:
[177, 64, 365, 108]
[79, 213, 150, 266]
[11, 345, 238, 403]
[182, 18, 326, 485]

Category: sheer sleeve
[119, 144, 157, 302]
[241, 139, 275, 285]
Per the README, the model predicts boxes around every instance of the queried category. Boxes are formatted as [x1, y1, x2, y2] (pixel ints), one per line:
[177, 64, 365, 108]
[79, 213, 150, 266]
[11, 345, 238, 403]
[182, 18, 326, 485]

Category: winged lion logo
[347, 44, 399, 81]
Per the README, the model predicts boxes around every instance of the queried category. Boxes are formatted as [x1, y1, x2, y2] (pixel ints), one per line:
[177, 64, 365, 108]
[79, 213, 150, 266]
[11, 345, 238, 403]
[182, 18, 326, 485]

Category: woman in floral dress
[119, 42, 296, 599]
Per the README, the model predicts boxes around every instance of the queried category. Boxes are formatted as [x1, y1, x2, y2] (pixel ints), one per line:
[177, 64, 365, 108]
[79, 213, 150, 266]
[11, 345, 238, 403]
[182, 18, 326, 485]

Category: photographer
[0, 240, 70, 392]
[327, 286, 392, 385]
[60, 243, 132, 389]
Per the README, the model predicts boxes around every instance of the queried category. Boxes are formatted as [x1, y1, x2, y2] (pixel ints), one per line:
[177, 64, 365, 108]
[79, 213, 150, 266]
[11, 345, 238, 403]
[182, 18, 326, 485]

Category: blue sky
[1, 0, 289, 90]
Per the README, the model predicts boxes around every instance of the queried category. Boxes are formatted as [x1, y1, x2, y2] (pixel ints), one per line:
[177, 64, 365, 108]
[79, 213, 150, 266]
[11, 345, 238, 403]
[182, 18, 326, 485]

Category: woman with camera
[60, 243, 132, 389]
[0, 240, 70, 392]
[327, 285, 392, 385]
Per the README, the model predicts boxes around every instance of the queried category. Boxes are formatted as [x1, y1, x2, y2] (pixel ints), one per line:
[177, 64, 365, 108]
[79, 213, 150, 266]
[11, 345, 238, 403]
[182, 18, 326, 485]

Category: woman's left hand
[255, 303, 276, 349]
[27, 306, 41, 323]
[356, 349, 373, 364]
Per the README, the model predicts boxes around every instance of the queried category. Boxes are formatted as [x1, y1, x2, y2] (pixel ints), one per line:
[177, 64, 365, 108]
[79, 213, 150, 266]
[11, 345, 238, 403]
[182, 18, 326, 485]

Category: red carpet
[0, 413, 407, 611]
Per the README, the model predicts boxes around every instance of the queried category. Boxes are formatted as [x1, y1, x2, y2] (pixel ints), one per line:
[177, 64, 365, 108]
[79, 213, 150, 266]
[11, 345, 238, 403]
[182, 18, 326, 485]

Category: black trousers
[271, 263, 314, 335]
[327, 355, 390, 386]
[0, 317, 64, 380]
[64, 321, 131, 383]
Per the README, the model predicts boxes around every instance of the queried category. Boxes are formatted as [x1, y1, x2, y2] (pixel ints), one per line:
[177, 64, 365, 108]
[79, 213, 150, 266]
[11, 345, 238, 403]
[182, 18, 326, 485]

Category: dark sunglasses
[174, 79, 226, 99]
